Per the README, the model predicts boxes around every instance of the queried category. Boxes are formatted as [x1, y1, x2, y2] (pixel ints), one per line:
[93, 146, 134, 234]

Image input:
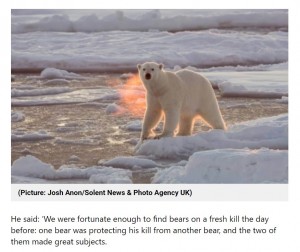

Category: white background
[3, 0, 300, 251]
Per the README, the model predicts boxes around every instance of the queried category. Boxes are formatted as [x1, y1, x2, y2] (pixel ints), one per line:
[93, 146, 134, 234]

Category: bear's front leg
[141, 101, 162, 140]
[155, 108, 180, 139]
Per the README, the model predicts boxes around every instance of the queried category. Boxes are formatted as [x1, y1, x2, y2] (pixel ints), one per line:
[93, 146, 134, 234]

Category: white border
[4, 1, 300, 251]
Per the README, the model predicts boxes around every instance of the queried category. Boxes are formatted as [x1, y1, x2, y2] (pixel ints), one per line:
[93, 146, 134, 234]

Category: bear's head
[137, 62, 164, 83]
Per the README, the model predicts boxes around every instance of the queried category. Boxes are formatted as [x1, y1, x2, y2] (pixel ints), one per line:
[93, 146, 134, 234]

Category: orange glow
[117, 74, 146, 117]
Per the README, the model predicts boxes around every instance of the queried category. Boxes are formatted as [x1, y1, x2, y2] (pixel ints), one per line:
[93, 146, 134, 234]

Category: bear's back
[175, 69, 208, 85]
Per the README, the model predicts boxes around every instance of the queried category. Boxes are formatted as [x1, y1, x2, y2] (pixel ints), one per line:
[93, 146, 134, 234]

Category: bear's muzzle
[145, 73, 151, 80]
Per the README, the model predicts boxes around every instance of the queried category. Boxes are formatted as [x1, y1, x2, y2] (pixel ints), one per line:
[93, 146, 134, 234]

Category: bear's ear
[159, 64, 164, 70]
[137, 64, 141, 70]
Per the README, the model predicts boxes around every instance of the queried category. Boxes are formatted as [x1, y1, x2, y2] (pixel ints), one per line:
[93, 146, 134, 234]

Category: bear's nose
[145, 73, 151, 80]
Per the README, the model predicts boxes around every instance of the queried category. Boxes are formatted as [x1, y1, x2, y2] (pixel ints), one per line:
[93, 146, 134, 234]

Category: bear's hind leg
[177, 115, 194, 136]
[201, 110, 227, 130]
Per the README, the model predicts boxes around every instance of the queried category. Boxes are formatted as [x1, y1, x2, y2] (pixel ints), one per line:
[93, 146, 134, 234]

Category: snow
[97, 93, 121, 102]
[11, 155, 132, 184]
[12, 155, 58, 179]
[11, 10, 288, 72]
[11, 113, 288, 184]
[11, 10, 288, 100]
[11, 87, 72, 97]
[12, 130, 54, 142]
[11, 111, 25, 122]
[44, 79, 70, 85]
[68, 155, 81, 162]
[276, 96, 288, 104]
[89, 173, 132, 184]
[105, 103, 126, 115]
[136, 114, 288, 159]
[40, 68, 88, 80]
[12, 10, 287, 34]
[11, 69, 288, 107]
[152, 148, 288, 184]
[208, 70, 288, 98]
[11, 88, 111, 106]
[169, 62, 288, 73]
[56, 122, 81, 133]
[101, 156, 161, 169]
[55, 138, 100, 146]
[121, 120, 142, 131]
[11, 30, 287, 71]
[120, 73, 134, 80]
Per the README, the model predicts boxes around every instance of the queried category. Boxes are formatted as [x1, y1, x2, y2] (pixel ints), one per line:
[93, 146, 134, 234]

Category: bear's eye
[151, 68, 154, 71]
[142, 68, 146, 71]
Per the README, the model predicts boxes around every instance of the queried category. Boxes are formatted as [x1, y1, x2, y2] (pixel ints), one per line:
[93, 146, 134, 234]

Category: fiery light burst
[117, 74, 146, 117]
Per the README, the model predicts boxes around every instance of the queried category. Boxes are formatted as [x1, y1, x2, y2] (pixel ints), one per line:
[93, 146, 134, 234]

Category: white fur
[137, 62, 226, 140]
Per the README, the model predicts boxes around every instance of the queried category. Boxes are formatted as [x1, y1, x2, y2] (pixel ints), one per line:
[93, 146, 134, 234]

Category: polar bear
[137, 62, 226, 140]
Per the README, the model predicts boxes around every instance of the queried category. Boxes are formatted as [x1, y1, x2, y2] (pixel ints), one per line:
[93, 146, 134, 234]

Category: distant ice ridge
[169, 62, 288, 73]
[11, 155, 132, 184]
[136, 114, 288, 159]
[12, 29, 287, 71]
[152, 148, 288, 183]
[11, 9, 288, 33]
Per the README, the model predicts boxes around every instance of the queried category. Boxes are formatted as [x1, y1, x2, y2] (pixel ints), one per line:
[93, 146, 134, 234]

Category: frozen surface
[11, 9, 288, 99]
[11, 111, 25, 122]
[152, 148, 288, 184]
[101, 156, 161, 169]
[11, 68, 287, 105]
[205, 70, 288, 98]
[136, 114, 288, 159]
[55, 138, 100, 146]
[12, 30, 287, 71]
[121, 120, 142, 131]
[276, 96, 288, 104]
[11, 88, 114, 106]
[11, 10, 288, 71]
[12, 87, 72, 97]
[12, 9, 287, 33]
[11, 155, 132, 184]
[43, 79, 71, 85]
[105, 103, 125, 115]
[11, 113, 288, 184]
[12, 130, 54, 142]
[40, 68, 88, 80]
[170, 62, 288, 73]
